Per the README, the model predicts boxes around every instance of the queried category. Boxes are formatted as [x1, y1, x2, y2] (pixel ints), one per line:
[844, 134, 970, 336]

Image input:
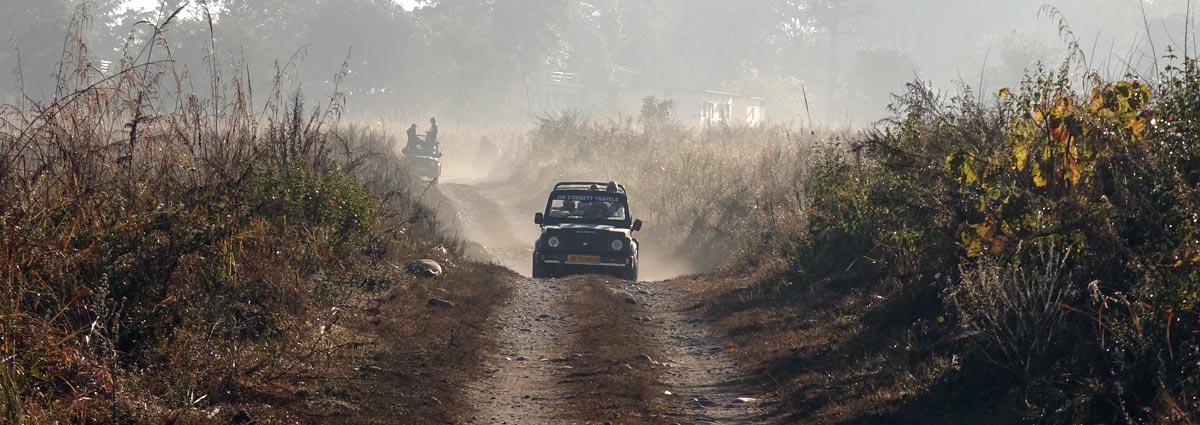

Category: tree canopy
[1, 0, 1189, 124]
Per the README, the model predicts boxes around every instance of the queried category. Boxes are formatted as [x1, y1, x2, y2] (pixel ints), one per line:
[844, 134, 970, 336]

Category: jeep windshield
[544, 192, 629, 226]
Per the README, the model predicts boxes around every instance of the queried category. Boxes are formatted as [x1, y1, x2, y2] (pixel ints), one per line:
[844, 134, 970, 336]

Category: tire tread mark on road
[463, 277, 578, 424]
[630, 281, 779, 424]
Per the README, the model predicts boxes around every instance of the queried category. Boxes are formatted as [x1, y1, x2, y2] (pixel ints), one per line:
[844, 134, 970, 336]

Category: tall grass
[497, 110, 842, 273]
[0, 7, 450, 422]
[773, 58, 1200, 421]
[510, 55, 1200, 423]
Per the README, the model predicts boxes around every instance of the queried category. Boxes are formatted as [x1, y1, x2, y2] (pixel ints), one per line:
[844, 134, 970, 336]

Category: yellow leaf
[1066, 152, 1082, 185]
[962, 161, 978, 184]
[1129, 118, 1147, 141]
[1032, 162, 1048, 187]
[1013, 143, 1029, 171]
[974, 222, 993, 239]
[999, 88, 1011, 98]
[964, 233, 985, 257]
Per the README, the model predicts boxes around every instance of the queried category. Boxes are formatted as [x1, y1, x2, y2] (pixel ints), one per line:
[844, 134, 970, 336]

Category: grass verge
[0, 9, 511, 423]
[564, 276, 666, 424]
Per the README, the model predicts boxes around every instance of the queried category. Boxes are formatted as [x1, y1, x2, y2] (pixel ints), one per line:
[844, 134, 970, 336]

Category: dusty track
[463, 276, 578, 424]
[437, 180, 540, 275]
[436, 174, 778, 424]
[637, 280, 774, 424]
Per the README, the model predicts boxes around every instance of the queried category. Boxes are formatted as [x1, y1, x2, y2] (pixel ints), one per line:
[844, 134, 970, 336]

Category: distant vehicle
[532, 182, 643, 280]
[402, 143, 442, 183]
[475, 136, 498, 168]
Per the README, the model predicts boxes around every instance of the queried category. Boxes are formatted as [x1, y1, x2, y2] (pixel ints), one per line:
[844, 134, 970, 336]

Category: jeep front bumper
[536, 251, 634, 268]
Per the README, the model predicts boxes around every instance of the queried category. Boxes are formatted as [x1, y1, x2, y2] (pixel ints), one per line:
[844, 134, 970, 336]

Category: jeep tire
[532, 259, 547, 278]
[622, 266, 638, 282]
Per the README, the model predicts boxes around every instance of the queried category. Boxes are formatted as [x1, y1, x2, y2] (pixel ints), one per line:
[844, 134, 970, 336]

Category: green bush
[246, 167, 380, 242]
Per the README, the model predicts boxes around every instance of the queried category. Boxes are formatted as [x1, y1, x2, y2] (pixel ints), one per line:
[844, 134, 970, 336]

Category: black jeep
[401, 144, 442, 183]
[532, 182, 643, 281]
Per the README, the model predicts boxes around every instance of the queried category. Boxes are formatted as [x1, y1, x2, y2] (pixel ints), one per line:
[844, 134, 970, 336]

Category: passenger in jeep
[427, 117, 439, 144]
[579, 201, 605, 219]
[532, 181, 643, 280]
[405, 123, 423, 152]
[403, 122, 441, 157]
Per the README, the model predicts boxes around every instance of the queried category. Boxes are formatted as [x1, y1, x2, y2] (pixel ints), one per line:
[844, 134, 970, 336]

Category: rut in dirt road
[629, 280, 777, 424]
[463, 276, 579, 424]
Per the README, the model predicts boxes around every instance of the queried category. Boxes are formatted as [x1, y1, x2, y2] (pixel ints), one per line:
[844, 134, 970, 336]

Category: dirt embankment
[693, 266, 986, 425]
[226, 262, 516, 424]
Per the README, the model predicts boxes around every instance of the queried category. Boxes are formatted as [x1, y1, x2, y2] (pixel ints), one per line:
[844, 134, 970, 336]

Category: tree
[777, 0, 877, 122]
[303, 0, 415, 115]
[846, 45, 919, 122]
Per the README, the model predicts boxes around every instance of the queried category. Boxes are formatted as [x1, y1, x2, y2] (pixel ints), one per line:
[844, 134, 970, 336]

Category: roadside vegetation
[502, 99, 830, 273]
[516, 51, 1200, 422]
[7, 4, 1198, 423]
[0, 11, 505, 423]
[737, 49, 1200, 422]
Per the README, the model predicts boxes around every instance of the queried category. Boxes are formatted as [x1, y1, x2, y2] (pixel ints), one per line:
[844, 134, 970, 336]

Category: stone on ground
[406, 259, 444, 277]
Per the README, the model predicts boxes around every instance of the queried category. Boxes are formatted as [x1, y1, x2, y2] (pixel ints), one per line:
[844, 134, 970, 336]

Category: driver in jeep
[577, 201, 604, 219]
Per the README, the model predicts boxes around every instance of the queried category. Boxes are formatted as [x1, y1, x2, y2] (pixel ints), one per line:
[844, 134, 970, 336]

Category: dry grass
[563, 276, 668, 424]
[687, 266, 991, 425]
[675, 58, 1200, 423]
[311, 263, 516, 424]
[492, 113, 846, 277]
[0, 7, 503, 423]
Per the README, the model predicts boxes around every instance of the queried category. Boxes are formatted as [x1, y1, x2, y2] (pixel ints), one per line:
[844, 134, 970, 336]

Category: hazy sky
[58, 0, 1200, 124]
[123, 0, 422, 12]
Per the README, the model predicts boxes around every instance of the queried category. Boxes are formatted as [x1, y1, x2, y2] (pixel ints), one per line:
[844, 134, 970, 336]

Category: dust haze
[4, 0, 1194, 278]
[6, 1, 1192, 123]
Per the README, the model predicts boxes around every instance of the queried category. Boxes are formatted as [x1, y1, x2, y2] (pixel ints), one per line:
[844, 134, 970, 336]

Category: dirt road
[436, 175, 778, 424]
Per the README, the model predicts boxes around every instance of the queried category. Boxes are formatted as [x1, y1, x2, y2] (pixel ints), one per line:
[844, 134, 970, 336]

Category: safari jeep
[532, 182, 643, 281]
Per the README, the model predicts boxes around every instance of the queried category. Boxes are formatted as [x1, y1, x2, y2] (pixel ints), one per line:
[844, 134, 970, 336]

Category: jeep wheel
[622, 266, 638, 282]
[532, 259, 547, 278]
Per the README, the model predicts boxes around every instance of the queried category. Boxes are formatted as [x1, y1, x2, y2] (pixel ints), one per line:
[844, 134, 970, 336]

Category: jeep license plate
[568, 255, 601, 264]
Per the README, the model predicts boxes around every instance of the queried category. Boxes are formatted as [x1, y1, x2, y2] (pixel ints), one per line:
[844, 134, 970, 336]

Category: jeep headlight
[611, 239, 624, 251]
[547, 236, 560, 248]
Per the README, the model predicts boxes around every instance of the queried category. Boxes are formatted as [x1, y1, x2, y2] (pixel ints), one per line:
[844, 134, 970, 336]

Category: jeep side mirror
[534, 212, 544, 225]
[632, 219, 643, 231]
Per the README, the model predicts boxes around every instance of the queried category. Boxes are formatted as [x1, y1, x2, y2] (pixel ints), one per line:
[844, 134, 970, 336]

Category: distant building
[526, 71, 767, 126]
[527, 71, 584, 115]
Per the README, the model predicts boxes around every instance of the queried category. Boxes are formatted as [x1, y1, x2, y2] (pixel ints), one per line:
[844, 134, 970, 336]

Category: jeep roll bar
[552, 181, 627, 194]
